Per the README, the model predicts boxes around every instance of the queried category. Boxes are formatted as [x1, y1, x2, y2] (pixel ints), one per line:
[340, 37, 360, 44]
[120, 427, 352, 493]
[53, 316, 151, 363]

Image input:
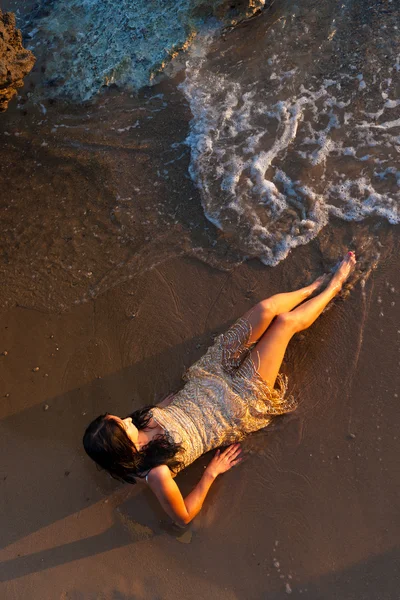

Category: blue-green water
[25, 0, 265, 101]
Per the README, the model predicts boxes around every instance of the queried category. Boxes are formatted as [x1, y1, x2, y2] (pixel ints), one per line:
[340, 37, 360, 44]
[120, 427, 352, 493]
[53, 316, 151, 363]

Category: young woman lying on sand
[83, 251, 356, 527]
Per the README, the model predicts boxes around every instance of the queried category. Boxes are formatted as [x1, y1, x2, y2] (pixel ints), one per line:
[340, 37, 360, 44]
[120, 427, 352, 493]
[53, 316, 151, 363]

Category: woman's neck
[137, 420, 163, 448]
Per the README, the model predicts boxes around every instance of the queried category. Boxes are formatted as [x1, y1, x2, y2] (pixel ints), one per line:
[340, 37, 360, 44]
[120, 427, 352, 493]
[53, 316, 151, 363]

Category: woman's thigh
[249, 313, 296, 387]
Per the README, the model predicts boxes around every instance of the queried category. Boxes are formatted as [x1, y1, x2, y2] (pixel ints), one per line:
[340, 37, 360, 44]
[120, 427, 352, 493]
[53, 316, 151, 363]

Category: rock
[0, 10, 36, 112]
[26, 0, 265, 101]
[32, 366, 40, 372]
[1, 350, 8, 356]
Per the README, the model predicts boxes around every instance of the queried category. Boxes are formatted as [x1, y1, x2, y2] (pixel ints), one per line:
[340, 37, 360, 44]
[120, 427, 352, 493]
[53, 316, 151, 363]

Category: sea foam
[181, 0, 400, 264]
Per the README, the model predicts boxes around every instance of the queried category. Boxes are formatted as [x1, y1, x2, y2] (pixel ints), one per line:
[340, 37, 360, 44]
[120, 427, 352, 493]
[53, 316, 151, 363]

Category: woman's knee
[258, 298, 277, 322]
[274, 311, 299, 333]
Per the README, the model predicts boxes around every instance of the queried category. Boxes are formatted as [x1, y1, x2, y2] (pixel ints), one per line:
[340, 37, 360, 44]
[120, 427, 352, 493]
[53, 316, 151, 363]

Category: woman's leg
[250, 252, 356, 387]
[243, 273, 328, 345]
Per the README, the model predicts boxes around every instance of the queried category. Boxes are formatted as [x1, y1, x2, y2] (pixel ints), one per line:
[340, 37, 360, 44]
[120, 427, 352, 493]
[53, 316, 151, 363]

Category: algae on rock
[25, 0, 266, 102]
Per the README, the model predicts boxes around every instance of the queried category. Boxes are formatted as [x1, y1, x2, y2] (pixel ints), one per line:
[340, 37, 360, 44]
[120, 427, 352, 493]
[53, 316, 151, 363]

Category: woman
[83, 252, 356, 527]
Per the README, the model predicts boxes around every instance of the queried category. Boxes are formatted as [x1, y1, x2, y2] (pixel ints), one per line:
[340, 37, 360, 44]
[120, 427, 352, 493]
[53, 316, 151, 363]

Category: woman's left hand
[205, 444, 243, 478]
[157, 393, 175, 408]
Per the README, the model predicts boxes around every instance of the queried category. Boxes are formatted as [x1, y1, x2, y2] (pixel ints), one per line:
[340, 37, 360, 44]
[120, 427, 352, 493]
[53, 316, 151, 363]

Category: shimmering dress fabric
[151, 318, 296, 473]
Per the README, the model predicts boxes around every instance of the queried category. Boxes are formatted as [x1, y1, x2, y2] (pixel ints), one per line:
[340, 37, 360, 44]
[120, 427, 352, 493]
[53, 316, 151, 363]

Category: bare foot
[329, 252, 356, 291]
[304, 272, 330, 297]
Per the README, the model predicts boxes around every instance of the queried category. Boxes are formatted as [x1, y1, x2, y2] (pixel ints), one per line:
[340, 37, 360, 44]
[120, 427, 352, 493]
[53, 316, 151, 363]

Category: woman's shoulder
[145, 465, 172, 485]
[133, 465, 171, 486]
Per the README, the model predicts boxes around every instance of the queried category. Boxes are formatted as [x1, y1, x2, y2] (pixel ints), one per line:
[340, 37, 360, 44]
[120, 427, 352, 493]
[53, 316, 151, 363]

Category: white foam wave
[181, 3, 400, 264]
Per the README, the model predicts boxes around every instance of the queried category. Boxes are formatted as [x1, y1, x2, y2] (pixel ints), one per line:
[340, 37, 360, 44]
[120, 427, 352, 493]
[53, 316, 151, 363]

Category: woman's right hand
[205, 444, 243, 478]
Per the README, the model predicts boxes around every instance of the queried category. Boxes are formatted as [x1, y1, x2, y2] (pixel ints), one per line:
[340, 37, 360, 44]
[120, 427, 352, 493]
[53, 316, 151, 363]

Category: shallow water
[0, 0, 398, 311]
[182, 0, 399, 264]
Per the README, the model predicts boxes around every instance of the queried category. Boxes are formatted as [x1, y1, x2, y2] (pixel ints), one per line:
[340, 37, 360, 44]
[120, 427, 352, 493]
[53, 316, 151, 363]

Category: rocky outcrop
[24, 0, 267, 102]
[0, 10, 36, 112]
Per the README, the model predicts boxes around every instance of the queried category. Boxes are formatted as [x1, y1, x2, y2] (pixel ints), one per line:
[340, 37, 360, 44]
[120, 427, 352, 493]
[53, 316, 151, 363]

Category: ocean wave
[181, 0, 400, 265]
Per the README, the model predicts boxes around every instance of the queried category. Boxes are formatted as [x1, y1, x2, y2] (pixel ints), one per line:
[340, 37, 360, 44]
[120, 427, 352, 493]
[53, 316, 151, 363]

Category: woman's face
[108, 415, 139, 446]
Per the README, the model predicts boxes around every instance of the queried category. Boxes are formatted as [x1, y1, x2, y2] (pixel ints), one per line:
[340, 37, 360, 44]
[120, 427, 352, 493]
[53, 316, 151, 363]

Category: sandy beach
[1, 0, 399, 598]
[1, 230, 399, 599]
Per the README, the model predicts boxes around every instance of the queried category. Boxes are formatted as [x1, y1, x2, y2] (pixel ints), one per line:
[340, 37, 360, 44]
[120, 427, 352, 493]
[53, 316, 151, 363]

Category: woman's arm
[147, 444, 242, 526]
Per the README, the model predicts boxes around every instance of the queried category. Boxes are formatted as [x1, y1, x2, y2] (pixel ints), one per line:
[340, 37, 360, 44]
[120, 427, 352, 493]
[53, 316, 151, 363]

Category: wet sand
[0, 234, 399, 599]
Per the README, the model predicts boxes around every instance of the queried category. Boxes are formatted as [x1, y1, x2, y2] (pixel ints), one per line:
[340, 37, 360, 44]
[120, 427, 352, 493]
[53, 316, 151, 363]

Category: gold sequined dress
[151, 318, 296, 473]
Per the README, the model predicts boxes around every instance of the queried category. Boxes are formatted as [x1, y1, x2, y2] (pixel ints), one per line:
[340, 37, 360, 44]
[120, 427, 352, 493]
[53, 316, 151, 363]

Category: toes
[346, 251, 356, 264]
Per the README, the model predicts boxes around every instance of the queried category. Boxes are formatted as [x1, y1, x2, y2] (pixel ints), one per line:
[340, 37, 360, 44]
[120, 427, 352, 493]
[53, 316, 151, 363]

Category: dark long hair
[83, 406, 183, 484]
